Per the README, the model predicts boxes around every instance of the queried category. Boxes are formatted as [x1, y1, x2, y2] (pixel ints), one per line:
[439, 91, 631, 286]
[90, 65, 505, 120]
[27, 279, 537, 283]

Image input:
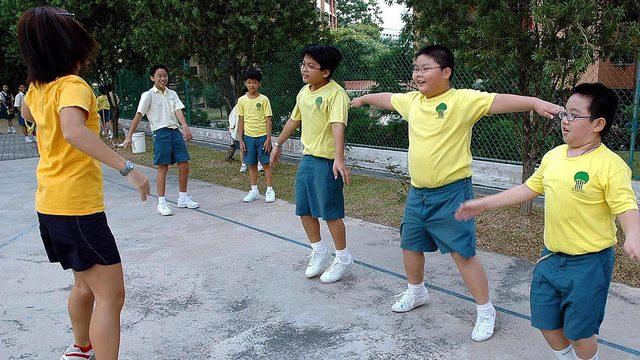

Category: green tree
[336, 0, 382, 27]
[402, 0, 640, 213]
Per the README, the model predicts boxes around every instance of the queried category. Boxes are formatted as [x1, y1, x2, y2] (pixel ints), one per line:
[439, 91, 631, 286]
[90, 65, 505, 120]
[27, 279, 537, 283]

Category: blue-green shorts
[243, 135, 270, 165]
[295, 155, 344, 220]
[530, 247, 614, 340]
[400, 178, 476, 258]
[153, 127, 190, 166]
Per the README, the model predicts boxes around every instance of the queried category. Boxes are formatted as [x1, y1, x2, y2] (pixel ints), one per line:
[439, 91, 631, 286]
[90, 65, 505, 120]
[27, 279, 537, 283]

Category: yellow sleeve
[458, 89, 497, 124]
[390, 92, 417, 120]
[525, 155, 547, 194]
[291, 96, 301, 121]
[236, 97, 245, 117]
[604, 164, 638, 215]
[57, 80, 95, 114]
[328, 89, 349, 124]
[264, 97, 273, 117]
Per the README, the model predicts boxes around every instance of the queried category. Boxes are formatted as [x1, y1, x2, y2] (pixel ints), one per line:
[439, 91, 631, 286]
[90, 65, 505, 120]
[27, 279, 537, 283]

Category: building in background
[317, 0, 337, 29]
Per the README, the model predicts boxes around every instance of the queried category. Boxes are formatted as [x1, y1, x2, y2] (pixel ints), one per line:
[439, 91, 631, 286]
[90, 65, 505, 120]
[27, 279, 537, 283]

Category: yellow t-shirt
[525, 144, 638, 255]
[291, 80, 349, 159]
[25, 75, 104, 215]
[96, 94, 110, 111]
[391, 89, 496, 188]
[237, 94, 272, 137]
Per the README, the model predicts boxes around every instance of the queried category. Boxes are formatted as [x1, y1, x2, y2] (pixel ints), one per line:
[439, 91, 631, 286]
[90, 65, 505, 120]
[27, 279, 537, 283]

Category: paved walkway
[0, 131, 38, 161]
[1, 158, 639, 359]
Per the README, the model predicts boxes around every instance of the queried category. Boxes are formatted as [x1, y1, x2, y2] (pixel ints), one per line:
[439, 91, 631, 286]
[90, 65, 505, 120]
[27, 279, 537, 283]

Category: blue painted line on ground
[0, 223, 37, 251]
[104, 178, 640, 357]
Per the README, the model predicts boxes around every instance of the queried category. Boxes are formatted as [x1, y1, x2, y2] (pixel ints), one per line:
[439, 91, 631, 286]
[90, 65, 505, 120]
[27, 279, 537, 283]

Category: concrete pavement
[1, 157, 639, 359]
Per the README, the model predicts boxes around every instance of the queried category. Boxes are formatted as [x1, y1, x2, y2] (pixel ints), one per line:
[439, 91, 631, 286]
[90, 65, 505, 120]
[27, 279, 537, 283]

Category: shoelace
[394, 290, 413, 306]
[474, 314, 495, 333]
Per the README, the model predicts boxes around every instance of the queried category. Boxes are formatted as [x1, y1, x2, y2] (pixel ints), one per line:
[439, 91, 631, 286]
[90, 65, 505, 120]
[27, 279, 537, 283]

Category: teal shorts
[295, 155, 344, 220]
[400, 178, 476, 258]
[530, 247, 614, 340]
[153, 127, 190, 165]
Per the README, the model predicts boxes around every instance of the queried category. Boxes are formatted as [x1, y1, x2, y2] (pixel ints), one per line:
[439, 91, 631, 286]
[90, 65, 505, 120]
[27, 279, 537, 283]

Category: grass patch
[123, 139, 640, 288]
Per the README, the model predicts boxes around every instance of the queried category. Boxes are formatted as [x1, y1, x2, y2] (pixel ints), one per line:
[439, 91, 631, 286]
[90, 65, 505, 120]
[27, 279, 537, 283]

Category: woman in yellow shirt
[18, 7, 150, 360]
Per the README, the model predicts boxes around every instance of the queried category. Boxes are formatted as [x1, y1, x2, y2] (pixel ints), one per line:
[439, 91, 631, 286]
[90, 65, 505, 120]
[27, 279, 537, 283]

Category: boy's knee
[96, 287, 125, 309]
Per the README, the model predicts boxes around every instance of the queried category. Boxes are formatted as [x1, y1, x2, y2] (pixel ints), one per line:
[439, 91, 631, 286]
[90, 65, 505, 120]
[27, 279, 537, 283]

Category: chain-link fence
[116, 41, 640, 179]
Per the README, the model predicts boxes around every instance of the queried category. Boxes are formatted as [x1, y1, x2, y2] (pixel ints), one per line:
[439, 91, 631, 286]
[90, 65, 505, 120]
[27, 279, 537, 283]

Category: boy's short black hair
[18, 6, 99, 85]
[149, 65, 169, 77]
[244, 67, 262, 82]
[571, 83, 618, 139]
[300, 45, 342, 80]
[416, 45, 455, 80]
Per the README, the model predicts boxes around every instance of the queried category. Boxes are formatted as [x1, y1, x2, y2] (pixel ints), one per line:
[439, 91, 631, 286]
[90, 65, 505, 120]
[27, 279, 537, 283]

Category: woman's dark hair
[17, 6, 98, 85]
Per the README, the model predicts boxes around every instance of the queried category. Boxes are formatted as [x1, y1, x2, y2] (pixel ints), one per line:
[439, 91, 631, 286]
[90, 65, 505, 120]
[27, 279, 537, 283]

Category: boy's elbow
[61, 126, 83, 144]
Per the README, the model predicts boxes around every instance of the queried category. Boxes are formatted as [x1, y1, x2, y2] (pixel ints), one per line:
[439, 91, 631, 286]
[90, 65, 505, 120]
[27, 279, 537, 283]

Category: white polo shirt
[136, 86, 185, 131]
[14, 91, 25, 109]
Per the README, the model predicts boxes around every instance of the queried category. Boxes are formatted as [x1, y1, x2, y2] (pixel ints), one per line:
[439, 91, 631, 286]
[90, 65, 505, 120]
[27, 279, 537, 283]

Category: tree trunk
[519, 112, 538, 215]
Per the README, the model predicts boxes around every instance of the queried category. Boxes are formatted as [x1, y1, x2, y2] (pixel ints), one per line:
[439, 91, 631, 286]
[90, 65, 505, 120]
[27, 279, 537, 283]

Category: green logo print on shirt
[436, 103, 447, 119]
[256, 103, 262, 110]
[315, 97, 323, 111]
[573, 171, 589, 192]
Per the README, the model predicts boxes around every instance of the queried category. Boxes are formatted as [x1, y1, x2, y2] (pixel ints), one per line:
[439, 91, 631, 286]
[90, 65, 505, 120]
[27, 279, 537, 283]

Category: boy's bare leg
[541, 329, 571, 351]
[157, 165, 169, 197]
[301, 216, 321, 243]
[80, 264, 125, 360]
[571, 336, 598, 359]
[177, 161, 189, 192]
[263, 164, 273, 187]
[326, 219, 346, 250]
[403, 249, 425, 284]
[248, 164, 258, 187]
[451, 253, 489, 304]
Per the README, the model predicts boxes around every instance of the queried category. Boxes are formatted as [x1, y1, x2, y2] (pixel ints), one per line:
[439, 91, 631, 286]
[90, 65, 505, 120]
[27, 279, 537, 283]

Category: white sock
[408, 282, 428, 297]
[476, 301, 495, 316]
[158, 196, 167, 204]
[553, 344, 576, 360]
[267, 186, 274, 192]
[179, 191, 188, 199]
[310, 240, 327, 253]
[25, 136, 29, 140]
[251, 185, 258, 192]
[335, 247, 352, 263]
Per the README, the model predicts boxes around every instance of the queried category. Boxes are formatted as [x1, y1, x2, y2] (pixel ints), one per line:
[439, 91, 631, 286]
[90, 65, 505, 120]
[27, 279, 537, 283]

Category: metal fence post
[182, 59, 192, 125]
[629, 55, 640, 180]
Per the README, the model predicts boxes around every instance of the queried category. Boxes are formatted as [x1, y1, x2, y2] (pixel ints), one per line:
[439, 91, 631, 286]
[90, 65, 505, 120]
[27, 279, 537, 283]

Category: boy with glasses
[271, 44, 353, 283]
[456, 83, 640, 359]
[351, 45, 561, 342]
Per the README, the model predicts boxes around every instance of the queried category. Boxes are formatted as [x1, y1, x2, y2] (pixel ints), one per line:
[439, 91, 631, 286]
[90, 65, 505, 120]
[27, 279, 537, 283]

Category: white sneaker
[25, 136, 34, 143]
[305, 249, 330, 278]
[391, 289, 430, 312]
[257, 163, 264, 172]
[320, 257, 353, 283]
[9, 127, 16, 134]
[243, 189, 259, 203]
[471, 310, 496, 342]
[60, 344, 95, 360]
[265, 188, 276, 203]
[240, 164, 247, 173]
[108, 130, 113, 139]
[178, 195, 199, 209]
[157, 202, 174, 216]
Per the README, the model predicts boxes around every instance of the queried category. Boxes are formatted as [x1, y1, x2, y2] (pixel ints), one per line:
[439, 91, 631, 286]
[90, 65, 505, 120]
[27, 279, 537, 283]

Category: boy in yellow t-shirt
[351, 45, 561, 342]
[96, 85, 112, 139]
[271, 45, 353, 284]
[237, 68, 275, 203]
[456, 83, 640, 360]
